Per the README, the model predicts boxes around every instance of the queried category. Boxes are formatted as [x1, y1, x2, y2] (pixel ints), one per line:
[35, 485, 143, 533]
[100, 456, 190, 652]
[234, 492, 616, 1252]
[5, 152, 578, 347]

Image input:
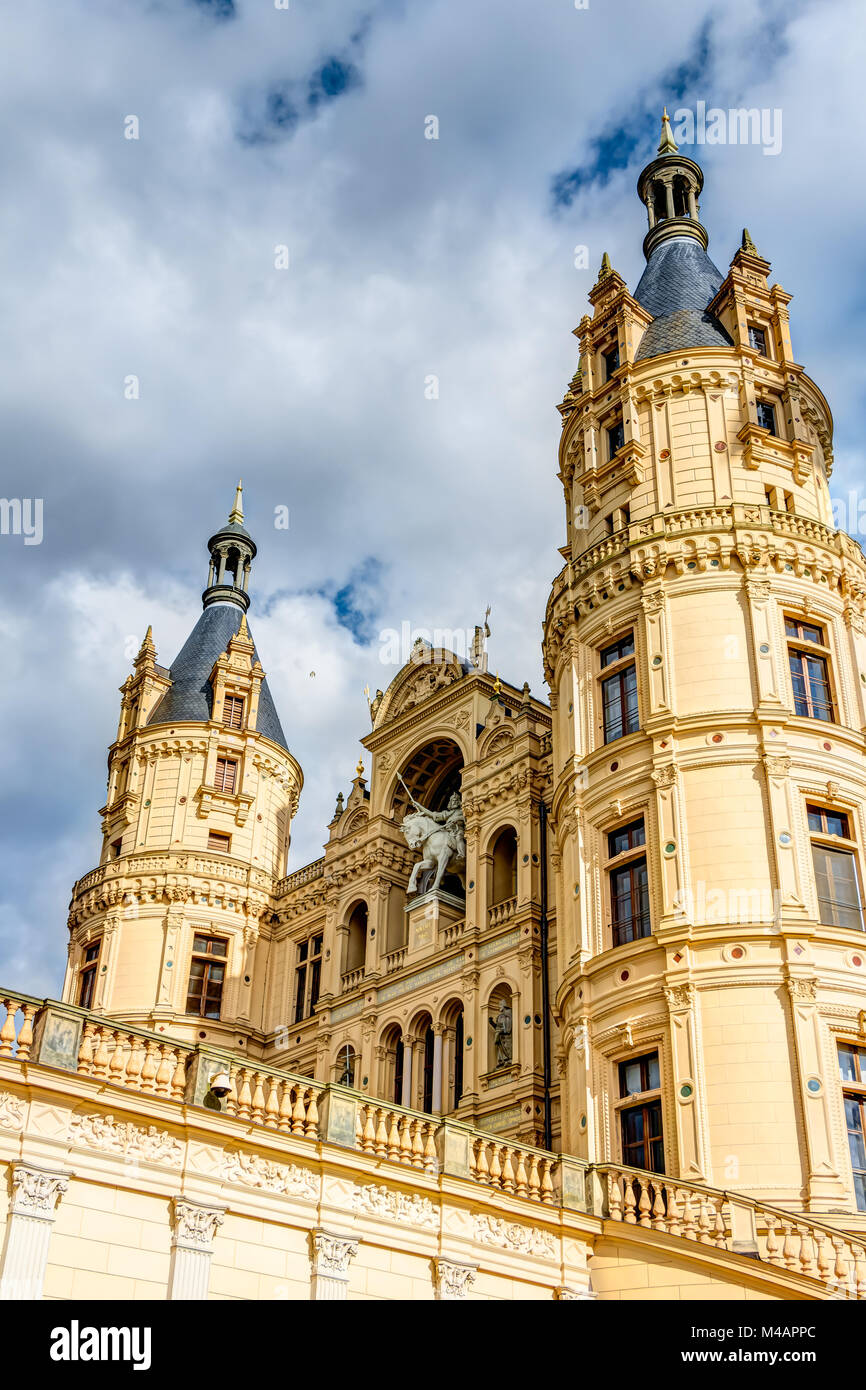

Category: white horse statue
[399, 784, 466, 895]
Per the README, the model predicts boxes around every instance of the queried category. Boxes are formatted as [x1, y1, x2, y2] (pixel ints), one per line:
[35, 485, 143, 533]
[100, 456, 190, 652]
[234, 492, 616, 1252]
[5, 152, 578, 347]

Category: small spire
[238, 614, 249, 637]
[741, 227, 759, 255]
[657, 106, 678, 155]
[598, 251, 614, 280]
[228, 479, 244, 525]
[134, 625, 156, 668]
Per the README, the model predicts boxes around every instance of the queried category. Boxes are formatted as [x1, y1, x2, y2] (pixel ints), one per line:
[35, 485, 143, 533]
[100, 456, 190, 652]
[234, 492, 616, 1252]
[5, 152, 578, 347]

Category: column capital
[434, 1258, 477, 1300]
[170, 1198, 225, 1252]
[310, 1228, 359, 1300]
[10, 1163, 70, 1220]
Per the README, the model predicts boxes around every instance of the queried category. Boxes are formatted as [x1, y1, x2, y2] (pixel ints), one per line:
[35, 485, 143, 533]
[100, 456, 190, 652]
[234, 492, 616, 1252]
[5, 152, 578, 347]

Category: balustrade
[470, 1134, 556, 1204]
[487, 898, 516, 928]
[356, 1103, 438, 1172]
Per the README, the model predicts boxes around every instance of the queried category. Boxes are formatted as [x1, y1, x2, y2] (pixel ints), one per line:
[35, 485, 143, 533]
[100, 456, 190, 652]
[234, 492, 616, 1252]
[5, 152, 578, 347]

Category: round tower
[546, 114, 866, 1215]
[64, 485, 303, 1053]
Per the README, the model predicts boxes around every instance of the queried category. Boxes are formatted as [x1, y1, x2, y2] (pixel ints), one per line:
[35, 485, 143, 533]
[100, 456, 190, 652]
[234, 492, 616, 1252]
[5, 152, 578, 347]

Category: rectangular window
[207, 830, 231, 853]
[214, 757, 238, 793]
[78, 941, 101, 1010]
[809, 805, 864, 932]
[607, 418, 625, 457]
[186, 935, 228, 1019]
[223, 695, 245, 730]
[294, 932, 324, 1022]
[748, 325, 768, 355]
[618, 1051, 664, 1173]
[839, 1045, 866, 1210]
[600, 634, 639, 743]
[608, 818, 651, 946]
[603, 345, 620, 380]
[786, 618, 835, 722]
[756, 400, 777, 435]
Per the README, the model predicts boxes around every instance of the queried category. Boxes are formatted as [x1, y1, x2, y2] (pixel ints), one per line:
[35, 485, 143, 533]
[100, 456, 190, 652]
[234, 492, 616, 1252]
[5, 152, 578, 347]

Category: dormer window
[756, 401, 777, 436]
[748, 324, 768, 355]
[223, 695, 245, 730]
[607, 418, 625, 458]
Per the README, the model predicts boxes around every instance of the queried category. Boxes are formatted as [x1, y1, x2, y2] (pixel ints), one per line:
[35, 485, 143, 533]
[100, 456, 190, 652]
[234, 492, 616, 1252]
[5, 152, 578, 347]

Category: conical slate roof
[146, 602, 289, 751]
[633, 236, 732, 362]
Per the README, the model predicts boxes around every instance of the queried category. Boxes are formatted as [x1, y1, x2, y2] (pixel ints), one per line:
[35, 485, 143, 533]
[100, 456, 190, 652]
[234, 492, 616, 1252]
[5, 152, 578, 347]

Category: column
[168, 1199, 225, 1300]
[432, 1029, 444, 1114]
[433, 1258, 476, 1300]
[310, 1230, 359, 1301]
[400, 1039, 414, 1108]
[0, 1163, 70, 1300]
[216, 548, 227, 585]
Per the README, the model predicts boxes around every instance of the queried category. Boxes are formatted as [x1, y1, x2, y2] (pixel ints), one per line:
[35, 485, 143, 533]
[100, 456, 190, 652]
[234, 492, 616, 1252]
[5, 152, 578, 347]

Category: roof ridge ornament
[658, 107, 679, 155]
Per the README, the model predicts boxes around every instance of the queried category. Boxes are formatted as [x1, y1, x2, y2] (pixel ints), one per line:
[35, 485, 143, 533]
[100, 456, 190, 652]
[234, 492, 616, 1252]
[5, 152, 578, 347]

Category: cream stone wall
[0, 1054, 838, 1302]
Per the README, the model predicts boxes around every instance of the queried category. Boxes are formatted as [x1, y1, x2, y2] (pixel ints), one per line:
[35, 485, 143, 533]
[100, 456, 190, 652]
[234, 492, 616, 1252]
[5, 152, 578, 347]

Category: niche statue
[489, 998, 513, 1068]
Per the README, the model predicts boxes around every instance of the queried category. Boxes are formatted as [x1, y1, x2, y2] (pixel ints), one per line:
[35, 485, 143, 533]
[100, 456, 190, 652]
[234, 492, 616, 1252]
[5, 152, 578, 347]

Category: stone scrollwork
[0, 1091, 25, 1131]
[68, 1112, 183, 1165]
[473, 1214, 556, 1258]
[221, 1149, 318, 1199]
[352, 1183, 437, 1227]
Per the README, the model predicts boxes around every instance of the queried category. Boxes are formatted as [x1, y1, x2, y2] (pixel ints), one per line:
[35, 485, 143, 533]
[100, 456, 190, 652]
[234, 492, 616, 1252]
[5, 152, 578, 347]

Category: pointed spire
[657, 106, 678, 155]
[134, 625, 157, 670]
[228, 480, 244, 525]
[598, 251, 614, 280]
[741, 227, 759, 256]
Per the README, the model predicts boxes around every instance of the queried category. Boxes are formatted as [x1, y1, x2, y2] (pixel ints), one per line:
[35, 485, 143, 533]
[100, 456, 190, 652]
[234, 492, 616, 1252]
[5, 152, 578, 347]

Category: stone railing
[0, 993, 43, 1059]
[276, 858, 326, 896]
[356, 1103, 438, 1172]
[488, 897, 517, 928]
[340, 967, 365, 994]
[383, 947, 407, 973]
[440, 921, 465, 948]
[77, 1020, 192, 1100]
[470, 1133, 557, 1204]
[595, 1164, 866, 1299]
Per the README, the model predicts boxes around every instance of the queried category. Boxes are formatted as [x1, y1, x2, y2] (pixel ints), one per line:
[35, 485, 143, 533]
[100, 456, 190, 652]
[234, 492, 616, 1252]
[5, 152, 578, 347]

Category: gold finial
[741, 227, 759, 256]
[658, 107, 678, 155]
[355, 757, 365, 779]
[493, 671, 502, 695]
[598, 251, 613, 280]
[228, 479, 244, 525]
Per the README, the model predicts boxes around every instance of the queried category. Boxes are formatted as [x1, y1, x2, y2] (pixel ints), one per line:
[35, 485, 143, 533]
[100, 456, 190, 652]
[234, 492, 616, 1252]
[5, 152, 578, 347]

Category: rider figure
[405, 789, 466, 863]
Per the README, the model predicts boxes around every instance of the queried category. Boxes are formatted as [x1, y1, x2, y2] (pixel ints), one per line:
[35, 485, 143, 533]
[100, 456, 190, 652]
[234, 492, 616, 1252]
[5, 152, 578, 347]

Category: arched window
[381, 1024, 404, 1104]
[673, 174, 689, 217]
[490, 827, 518, 905]
[422, 1025, 435, 1114]
[336, 1044, 356, 1089]
[652, 180, 667, 223]
[394, 1037, 404, 1104]
[343, 901, 368, 975]
[453, 1011, 464, 1108]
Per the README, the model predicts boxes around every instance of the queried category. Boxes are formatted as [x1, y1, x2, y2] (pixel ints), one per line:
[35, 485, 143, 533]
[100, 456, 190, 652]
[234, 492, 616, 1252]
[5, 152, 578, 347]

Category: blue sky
[0, 0, 864, 993]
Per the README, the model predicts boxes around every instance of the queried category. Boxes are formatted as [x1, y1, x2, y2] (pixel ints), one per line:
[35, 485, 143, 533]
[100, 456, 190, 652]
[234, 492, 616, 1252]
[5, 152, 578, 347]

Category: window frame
[838, 1044, 866, 1211]
[607, 415, 625, 459]
[598, 631, 640, 745]
[748, 323, 769, 357]
[222, 694, 245, 731]
[294, 931, 324, 1023]
[785, 615, 836, 724]
[214, 756, 239, 794]
[207, 829, 232, 854]
[607, 816, 651, 947]
[755, 399, 778, 436]
[185, 933, 229, 1020]
[614, 1049, 665, 1174]
[602, 342, 620, 381]
[808, 804, 864, 933]
[77, 940, 102, 1010]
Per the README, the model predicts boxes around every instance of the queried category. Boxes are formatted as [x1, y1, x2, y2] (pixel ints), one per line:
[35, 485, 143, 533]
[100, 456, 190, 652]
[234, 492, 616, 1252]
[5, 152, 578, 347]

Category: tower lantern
[636, 108, 707, 258]
[203, 479, 257, 612]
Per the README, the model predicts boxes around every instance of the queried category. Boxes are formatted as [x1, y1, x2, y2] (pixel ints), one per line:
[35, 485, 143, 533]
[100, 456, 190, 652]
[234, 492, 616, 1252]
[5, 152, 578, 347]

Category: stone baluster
[515, 1150, 529, 1198]
[108, 1031, 126, 1084]
[666, 1183, 682, 1237]
[540, 1160, 554, 1205]
[77, 1021, 96, 1074]
[126, 1035, 145, 1089]
[651, 1183, 666, 1231]
[250, 1072, 266, 1124]
[637, 1176, 652, 1228]
[92, 1027, 111, 1078]
[680, 1188, 696, 1239]
[622, 1177, 637, 1224]
[170, 1051, 187, 1101]
[607, 1172, 623, 1221]
[0, 999, 18, 1055]
[16, 1005, 35, 1060]
[154, 1045, 174, 1096]
[305, 1088, 319, 1138]
[765, 1216, 783, 1265]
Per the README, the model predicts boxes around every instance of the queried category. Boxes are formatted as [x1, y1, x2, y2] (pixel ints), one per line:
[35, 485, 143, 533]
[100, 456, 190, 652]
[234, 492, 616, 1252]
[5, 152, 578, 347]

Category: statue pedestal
[405, 888, 465, 961]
